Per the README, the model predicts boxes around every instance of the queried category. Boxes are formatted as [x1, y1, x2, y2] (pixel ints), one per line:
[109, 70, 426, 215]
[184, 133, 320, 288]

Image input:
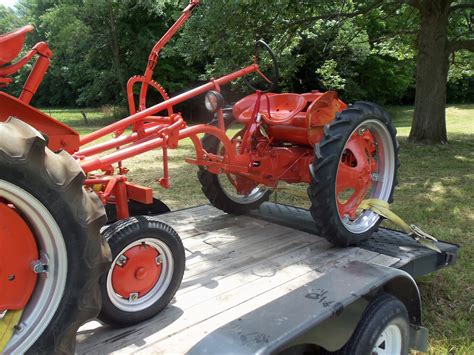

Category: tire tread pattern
[0, 118, 110, 354]
[308, 102, 400, 246]
[99, 216, 185, 327]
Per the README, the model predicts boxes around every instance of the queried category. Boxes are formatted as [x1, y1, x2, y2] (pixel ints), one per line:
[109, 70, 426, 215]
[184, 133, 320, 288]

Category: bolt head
[156, 255, 164, 265]
[116, 254, 128, 267]
[129, 292, 139, 302]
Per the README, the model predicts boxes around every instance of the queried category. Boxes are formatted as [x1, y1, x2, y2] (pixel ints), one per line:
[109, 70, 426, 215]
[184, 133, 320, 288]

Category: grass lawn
[54, 104, 473, 353]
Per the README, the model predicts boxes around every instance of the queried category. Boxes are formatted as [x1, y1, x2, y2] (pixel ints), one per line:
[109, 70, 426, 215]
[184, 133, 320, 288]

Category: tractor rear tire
[198, 114, 271, 214]
[308, 102, 399, 246]
[0, 118, 110, 354]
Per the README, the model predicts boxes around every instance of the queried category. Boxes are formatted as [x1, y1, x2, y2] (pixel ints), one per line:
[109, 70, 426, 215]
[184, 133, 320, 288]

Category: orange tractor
[0, 0, 398, 352]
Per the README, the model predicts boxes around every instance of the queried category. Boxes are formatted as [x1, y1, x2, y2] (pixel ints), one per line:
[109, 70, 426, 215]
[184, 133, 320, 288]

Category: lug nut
[129, 292, 139, 302]
[31, 260, 47, 274]
[116, 254, 128, 267]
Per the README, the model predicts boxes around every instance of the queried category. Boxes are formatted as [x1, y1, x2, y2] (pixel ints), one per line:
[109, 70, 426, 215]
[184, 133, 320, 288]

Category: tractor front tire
[308, 102, 399, 246]
[99, 216, 185, 326]
[0, 118, 110, 354]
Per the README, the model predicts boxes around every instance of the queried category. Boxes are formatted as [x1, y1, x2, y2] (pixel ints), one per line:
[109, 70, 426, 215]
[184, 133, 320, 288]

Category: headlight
[205, 90, 224, 112]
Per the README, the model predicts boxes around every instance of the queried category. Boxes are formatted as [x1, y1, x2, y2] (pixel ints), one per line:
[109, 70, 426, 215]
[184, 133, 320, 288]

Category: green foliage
[6, 0, 199, 107]
[0, 0, 472, 108]
[447, 51, 474, 103]
[0, 5, 21, 32]
[173, 0, 419, 103]
[315, 59, 346, 90]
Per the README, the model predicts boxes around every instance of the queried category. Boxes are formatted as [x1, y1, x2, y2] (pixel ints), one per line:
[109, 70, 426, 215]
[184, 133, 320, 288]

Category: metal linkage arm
[138, 0, 200, 111]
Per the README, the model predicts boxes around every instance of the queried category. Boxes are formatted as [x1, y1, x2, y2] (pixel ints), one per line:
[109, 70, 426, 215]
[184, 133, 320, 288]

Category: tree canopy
[1, 1, 473, 138]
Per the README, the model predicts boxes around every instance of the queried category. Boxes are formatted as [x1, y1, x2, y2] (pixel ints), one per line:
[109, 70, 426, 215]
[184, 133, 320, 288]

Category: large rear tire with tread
[308, 102, 399, 246]
[0, 118, 110, 354]
[198, 114, 271, 214]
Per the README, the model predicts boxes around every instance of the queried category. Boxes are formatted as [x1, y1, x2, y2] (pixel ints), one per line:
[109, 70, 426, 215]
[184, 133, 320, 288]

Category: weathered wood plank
[137, 255, 383, 354]
[182, 228, 321, 280]
[77, 246, 380, 354]
[179, 217, 271, 253]
[177, 238, 332, 298]
[76, 206, 391, 354]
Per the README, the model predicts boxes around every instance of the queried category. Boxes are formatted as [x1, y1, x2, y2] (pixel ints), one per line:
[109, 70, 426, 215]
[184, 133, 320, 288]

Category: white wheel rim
[336, 119, 396, 234]
[218, 173, 268, 204]
[216, 126, 268, 205]
[1, 180, 67, 353]
[372, 323, 403, 355]
[106, 238, 174, 312]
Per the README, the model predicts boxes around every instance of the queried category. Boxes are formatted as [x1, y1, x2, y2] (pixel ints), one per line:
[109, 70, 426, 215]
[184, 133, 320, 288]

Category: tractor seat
[234, 93, 306, 125]
[267, 91, 343, 146]
[0, 25, 34, 66]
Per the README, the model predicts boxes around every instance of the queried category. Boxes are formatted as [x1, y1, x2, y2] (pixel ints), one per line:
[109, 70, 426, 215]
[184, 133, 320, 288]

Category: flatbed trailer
[76, 203, 458, 354]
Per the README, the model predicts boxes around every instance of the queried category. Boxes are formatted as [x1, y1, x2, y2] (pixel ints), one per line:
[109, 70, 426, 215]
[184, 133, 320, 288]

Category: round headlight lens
[205, 91, 224, 112]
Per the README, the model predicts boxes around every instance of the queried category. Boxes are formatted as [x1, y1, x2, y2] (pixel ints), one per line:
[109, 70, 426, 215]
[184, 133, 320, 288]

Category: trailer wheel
[308, 102, 399, 246]
[335, 293, 410, 355]
[198, 115, 271, 214]
[0, 118, 109, 353]
[99, 216, 185, 326]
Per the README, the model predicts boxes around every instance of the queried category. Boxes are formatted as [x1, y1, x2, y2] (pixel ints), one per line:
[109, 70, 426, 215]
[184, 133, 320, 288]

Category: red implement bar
[139, 0, 200, 110]
[79, 63, 259, 147]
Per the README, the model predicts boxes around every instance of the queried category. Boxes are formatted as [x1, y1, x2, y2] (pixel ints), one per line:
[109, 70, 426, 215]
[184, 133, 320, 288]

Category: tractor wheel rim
[335, 119, 395, 234]
[217, 127, 268, 204]
[372, 324, 402, 354]
[107, 238, 174, 312]
[218, 173, 268, 204]
[1, 180, 67, 353]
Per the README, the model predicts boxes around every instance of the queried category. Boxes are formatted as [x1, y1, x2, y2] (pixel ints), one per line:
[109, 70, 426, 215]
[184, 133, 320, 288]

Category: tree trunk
[107, 3, 126, 102]
[409, 1, 451, 144]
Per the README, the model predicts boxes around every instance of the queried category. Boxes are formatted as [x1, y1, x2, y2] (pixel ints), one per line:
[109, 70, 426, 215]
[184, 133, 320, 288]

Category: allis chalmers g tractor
[0, 0, 398, 352]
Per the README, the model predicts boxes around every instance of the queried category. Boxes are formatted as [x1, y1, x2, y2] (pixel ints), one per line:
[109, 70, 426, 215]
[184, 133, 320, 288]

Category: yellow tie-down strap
[0, 310, 23, 352]
[359, 199, 441, 253]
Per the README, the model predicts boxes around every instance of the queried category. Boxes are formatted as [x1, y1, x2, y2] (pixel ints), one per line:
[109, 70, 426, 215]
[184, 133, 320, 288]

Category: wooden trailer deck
[76, 204, 457, 354]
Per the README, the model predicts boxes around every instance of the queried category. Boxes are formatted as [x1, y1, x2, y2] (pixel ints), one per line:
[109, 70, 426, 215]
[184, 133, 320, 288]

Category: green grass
[386, 105, 473, 354]
[53, 104, 473, 353]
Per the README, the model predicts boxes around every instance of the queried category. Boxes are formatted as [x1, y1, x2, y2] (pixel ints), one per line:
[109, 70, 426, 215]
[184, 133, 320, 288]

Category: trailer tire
[0, 118, 110, 354]
[335, 293, 410, 355]
[99, 216, 185, 326]
[308, 102, 399, 246]
[198, 114, 271, 214]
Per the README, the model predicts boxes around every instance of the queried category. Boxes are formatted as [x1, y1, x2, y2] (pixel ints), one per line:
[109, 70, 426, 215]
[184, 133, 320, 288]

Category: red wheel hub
[0, 202, 38, 310]
[111, 243, 162, 299]
[336, 129, 378, 219]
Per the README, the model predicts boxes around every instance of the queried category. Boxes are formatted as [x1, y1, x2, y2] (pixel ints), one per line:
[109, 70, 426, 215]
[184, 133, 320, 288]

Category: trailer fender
[188, 260, 424, 355]
[299, 273, 424, 353]
[0, 92, 79, 153]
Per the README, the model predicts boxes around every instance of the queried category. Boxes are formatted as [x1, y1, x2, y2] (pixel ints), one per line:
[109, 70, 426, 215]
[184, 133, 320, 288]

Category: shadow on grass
[384, 134, 473, 352]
